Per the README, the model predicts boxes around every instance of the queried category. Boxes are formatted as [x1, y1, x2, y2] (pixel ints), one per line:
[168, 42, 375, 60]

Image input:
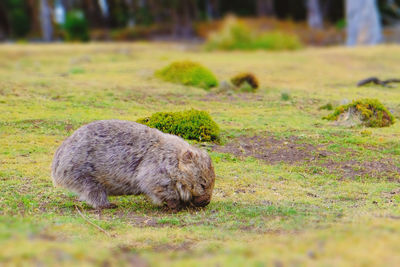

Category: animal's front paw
[164, 199, 192, 212]
[165, 199, 183, 212]
[162, 206, 180, 213]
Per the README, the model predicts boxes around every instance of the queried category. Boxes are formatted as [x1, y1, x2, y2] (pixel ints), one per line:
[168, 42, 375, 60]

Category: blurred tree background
[0, 0, 399, 45]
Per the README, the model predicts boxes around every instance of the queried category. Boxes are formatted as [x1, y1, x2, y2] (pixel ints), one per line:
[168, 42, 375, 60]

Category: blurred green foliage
[205, 17, 302, 51]
[3, 0, 30, 37]
[64, 10, 89, 42]
[335, 18, 346, 30]
[1, 0, 399, 42]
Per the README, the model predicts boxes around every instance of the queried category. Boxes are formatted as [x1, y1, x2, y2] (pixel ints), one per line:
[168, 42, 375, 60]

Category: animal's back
[51, 120, 161, 195]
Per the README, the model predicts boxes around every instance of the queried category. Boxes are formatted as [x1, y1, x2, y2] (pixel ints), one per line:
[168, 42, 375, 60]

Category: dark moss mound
[137, 109, 220, 142]
[231, 73, 259, 91]
[156, 61, 218, 90]
[324, 99, 395, 127]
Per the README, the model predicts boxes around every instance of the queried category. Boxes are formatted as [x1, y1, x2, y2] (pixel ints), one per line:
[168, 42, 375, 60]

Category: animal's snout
[192, 195, 211, 207]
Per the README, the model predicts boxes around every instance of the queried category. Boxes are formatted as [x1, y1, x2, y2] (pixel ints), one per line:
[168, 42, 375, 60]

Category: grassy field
[1, 42, 400, 266]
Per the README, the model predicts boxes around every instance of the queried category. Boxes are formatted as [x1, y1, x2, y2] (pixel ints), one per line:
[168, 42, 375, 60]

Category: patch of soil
[323, 158, 400, 181]
[213, 135, 327, 164]
[152, 241, 193, 252]
[213, 134, 400, 181]
[34, 233, 59, 241]
[112, 245, 149, 267]
[382, 188, 400, 199]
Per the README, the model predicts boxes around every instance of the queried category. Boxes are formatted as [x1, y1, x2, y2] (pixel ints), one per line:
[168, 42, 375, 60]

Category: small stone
[318, 151, 328, 157]
[218, 80, 235, 92]
[307, 250, 317, 259]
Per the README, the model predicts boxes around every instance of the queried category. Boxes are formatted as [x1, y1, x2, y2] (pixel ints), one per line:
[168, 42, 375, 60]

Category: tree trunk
[54, 0, 66, 24]
[27, 0, 40, 37]
[40, 0, 53, 41]
[147, 0, 163, 24]
[124, 0, 135, 27]
[0, 2, 10, 39]
[83, 0, 104, 28]
[346, 0, 382, 45]
[173, 0, 197, 38]
[256, 0, 274, 17]
[98, 0, 109, 18]
[206, 0, 219, 20]
[206, 0, 213, 20]
[307, 0, 323, 29]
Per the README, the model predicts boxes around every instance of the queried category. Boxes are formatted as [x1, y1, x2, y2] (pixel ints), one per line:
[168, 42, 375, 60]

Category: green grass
[1, 43, 400, 266]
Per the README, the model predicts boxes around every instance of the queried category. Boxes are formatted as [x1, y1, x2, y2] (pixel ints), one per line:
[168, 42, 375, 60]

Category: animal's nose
[192, 195, 211, 207]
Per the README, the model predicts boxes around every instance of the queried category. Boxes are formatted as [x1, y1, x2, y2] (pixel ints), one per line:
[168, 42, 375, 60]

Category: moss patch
[156, 61, 218, 90]
[137, 109, 220, 142]
[231, 73, 259, 92]
[324, 99, 395, 127]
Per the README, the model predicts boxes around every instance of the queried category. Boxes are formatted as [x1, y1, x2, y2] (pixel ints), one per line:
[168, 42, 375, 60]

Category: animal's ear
[180, 150, 194, 164]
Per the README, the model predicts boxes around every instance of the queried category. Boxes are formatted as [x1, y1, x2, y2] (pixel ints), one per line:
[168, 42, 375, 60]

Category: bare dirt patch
[322, 158, 400, 181]
[112, 245, 149, 267]
[382, 188, 400, 200]
[213, 135, 328, 164]
[213, 134, 400, 181]
[152, 241, 193, 252]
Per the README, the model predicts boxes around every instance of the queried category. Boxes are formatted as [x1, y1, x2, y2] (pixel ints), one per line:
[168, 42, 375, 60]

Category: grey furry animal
[51, 120, 215, 210]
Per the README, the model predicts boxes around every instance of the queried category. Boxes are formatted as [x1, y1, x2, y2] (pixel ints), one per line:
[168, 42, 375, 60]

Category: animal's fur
[51, 120, 215, 209]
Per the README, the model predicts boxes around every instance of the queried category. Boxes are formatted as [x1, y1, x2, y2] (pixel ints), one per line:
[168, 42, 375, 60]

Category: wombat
[51, 120, 215, 210]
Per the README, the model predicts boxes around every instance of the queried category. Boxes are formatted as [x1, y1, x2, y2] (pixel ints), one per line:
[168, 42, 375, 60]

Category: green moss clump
[231, 73, 259, 91]
[137, 109, 220, 142]
[156, 61, 218, 90]
[324, 99, 395, 127]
